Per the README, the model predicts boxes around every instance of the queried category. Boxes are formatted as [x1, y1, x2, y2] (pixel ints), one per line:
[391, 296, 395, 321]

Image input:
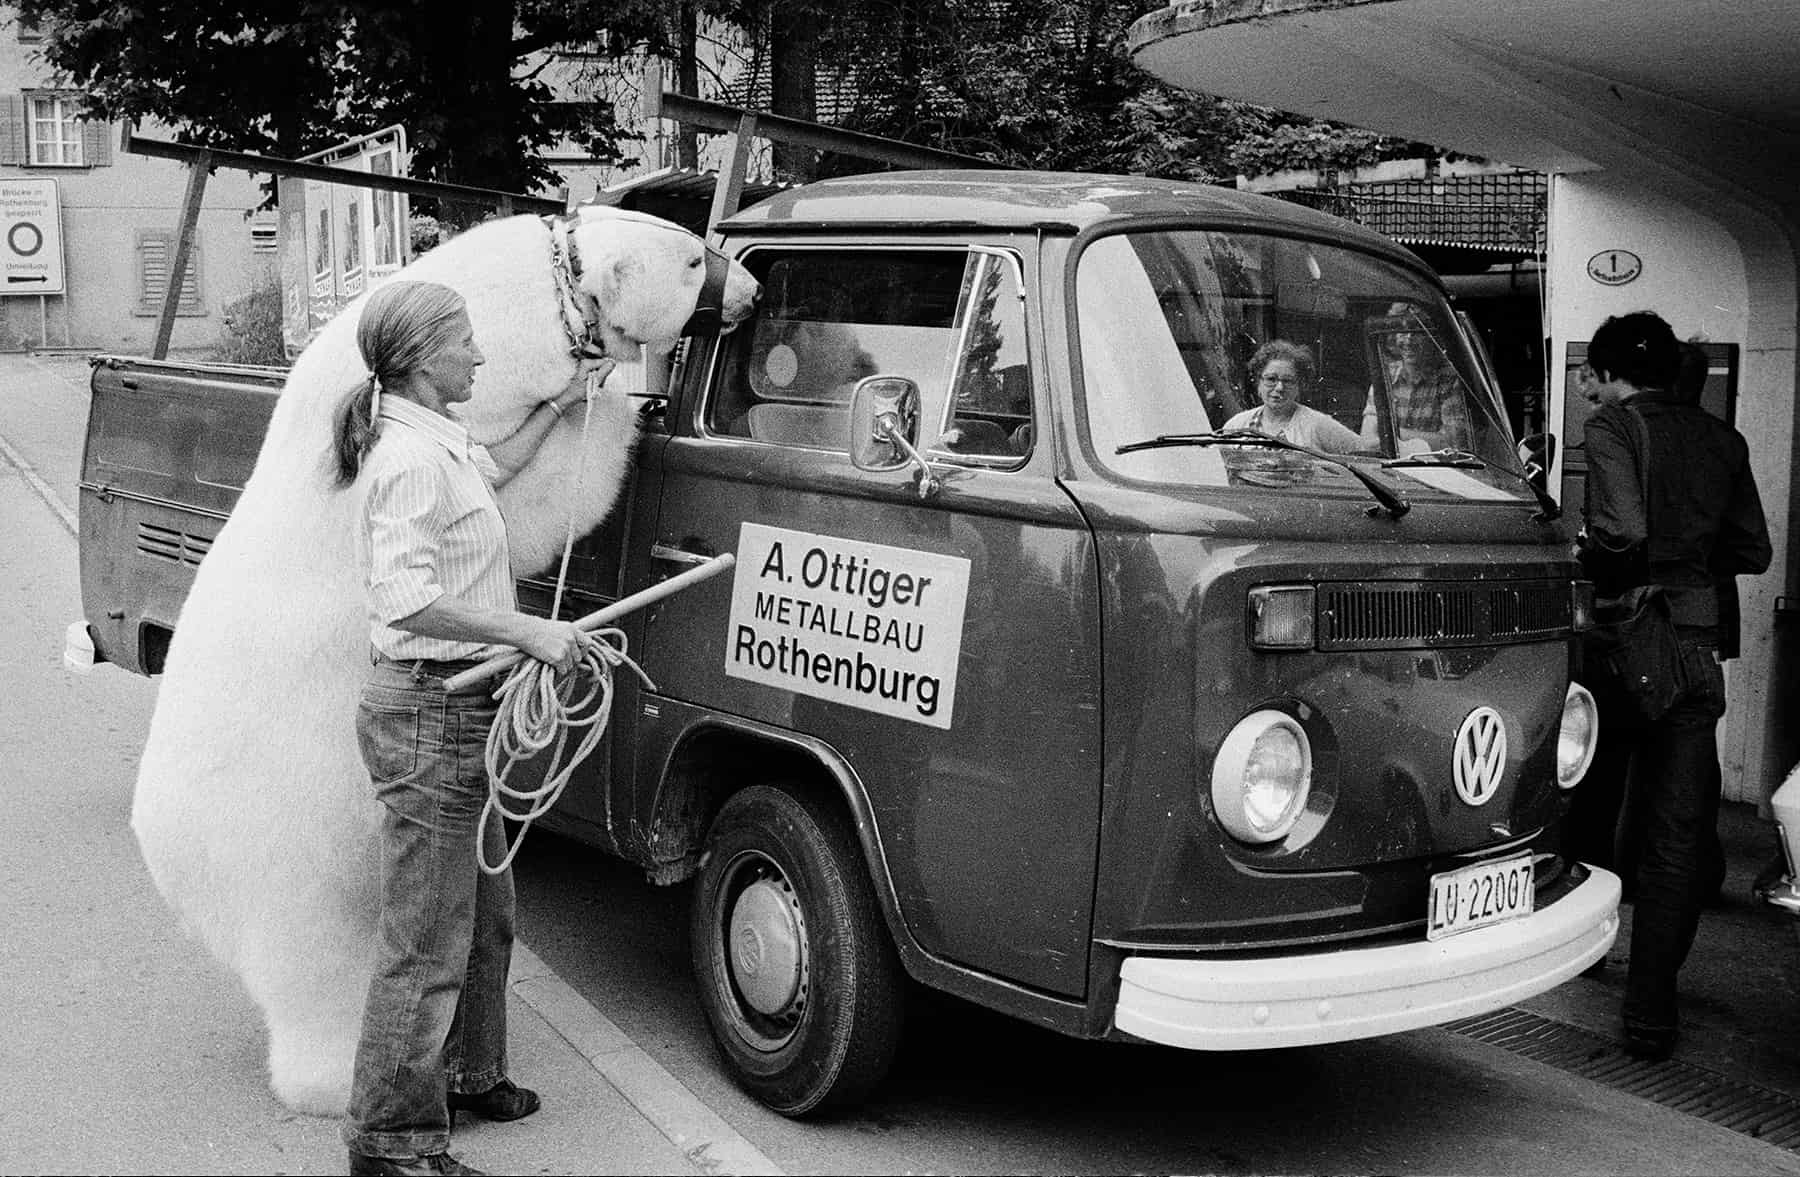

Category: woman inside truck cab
[1222, 339, 1362, 452]
[329, 279, 605, 1177]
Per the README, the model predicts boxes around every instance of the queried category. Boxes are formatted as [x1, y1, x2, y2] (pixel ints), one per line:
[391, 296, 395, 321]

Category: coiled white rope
[476, 354, 647, 876]
[476, 623, 653, 875]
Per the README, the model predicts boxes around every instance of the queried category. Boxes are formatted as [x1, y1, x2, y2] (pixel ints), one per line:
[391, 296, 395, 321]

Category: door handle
[651, 542, 712, 568]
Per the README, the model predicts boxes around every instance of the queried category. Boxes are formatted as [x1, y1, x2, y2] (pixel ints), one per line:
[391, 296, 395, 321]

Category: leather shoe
[347, 1150, 485, 1176]
[1623, 1021, 1677, 1062]
[448, 1078, 541, 1122]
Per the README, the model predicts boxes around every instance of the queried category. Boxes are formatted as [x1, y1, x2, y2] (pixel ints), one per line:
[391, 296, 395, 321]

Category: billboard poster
[279, 127, 410, 355]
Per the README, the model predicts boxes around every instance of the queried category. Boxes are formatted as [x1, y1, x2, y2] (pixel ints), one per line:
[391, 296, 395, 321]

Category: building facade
[0, 7, 269, 354]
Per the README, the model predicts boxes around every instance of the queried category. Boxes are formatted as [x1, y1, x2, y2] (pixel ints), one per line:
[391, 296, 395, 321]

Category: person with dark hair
[1567, 310, 1770, 1062]
[1223, 339, 1361, 452]
[336, 280, 606, 1176]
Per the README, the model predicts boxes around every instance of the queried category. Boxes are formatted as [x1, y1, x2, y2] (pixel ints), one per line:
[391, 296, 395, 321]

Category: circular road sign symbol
[7, 221, 44, 258]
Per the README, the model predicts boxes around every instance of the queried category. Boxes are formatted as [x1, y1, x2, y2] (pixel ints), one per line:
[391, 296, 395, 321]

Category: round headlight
[1211, 710, 1312, 844]
[1557, 682, 1599, 788]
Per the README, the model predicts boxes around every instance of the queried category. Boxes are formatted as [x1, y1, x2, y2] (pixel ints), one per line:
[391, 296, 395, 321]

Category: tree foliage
[725, 0, 1422, 183]
[14, 0, 675, 193]
[16, 0, 1429, 195]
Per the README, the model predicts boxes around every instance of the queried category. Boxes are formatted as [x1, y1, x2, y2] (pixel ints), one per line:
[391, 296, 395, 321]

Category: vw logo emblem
[1453, 707, 1507, 806]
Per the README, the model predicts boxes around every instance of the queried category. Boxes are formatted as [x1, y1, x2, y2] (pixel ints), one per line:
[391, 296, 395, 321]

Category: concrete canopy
[1128, 0, 1800, 203]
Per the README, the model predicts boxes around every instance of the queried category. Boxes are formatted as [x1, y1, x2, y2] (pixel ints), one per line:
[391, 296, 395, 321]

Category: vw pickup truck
[74, 171, 1618, 1116]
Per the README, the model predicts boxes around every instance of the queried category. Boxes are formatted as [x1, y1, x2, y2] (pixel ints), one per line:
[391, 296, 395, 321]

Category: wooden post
[707, 113, 755, 234]
[153, 150, 209, 359]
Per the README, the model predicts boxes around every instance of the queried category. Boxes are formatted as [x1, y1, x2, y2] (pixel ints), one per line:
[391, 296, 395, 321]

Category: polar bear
[130, 206, 757, 1115]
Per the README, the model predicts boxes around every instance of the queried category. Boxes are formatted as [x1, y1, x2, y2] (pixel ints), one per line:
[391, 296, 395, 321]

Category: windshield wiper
[1382, 448, 1562, 522]
[1381, 448, 1487, 469]
[1116, 430, 1410, 519]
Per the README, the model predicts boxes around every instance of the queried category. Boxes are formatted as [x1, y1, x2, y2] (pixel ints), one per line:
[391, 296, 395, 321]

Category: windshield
[1075, 229, 1526, 502]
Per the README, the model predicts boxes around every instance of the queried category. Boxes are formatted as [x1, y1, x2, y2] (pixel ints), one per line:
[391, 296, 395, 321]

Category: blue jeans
[343, 659, 515, 1159]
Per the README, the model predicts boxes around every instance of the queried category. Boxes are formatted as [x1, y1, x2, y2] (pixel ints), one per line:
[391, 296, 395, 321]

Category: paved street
[4, 350, 1800, 1174]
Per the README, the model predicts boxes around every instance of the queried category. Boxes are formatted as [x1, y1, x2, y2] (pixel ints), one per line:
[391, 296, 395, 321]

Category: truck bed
[79, 355, 284, 674]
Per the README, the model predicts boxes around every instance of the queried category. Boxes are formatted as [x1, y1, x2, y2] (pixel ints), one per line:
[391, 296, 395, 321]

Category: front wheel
[690, 783, 903, 1116]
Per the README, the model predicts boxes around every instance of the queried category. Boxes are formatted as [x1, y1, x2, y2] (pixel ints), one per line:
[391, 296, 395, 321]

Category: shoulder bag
[1583, 405, 1686, 723]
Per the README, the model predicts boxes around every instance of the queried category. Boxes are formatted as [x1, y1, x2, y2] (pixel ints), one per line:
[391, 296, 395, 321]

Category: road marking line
[511, 943, 784, 1177]
[0, 428, 77, 536]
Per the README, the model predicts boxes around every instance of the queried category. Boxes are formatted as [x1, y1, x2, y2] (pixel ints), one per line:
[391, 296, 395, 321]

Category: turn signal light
[1571, 580, 1595, 633]
[1249, 585, 1315, 650]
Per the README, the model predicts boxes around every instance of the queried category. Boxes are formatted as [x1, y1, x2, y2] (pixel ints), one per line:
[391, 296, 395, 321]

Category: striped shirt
[358, 396, 515, 661]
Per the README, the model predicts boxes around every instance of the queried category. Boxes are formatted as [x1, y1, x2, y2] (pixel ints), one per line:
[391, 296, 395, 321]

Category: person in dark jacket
[1568, 311, 1770, 1061]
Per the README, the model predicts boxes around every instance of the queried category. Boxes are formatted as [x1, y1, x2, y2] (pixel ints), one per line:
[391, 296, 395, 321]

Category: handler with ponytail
[335, 280, 608, 1176]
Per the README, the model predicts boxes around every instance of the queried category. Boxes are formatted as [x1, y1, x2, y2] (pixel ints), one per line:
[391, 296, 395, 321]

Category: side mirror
[849, 375, 940, 498]
[1518, 432, 1557, 489]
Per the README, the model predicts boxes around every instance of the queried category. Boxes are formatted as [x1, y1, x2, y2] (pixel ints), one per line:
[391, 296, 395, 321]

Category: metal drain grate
[1448, 1007, 1800, 1151]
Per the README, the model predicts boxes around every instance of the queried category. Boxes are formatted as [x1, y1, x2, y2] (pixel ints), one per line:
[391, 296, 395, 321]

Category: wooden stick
[445, 552, 736, 692]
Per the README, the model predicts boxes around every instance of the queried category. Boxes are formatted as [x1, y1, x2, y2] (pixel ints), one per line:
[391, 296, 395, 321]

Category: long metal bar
[707, 113, 756, 231]
[153, 152, 210, 359]
[120, 125, 566, 213]
[651, 91, 1014, 171]
[443, 552, 737, 692]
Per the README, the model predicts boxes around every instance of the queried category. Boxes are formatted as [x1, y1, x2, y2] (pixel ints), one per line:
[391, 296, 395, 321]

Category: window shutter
[0, 94, 25, 166]
[138, 231, 203, 315]
[81, 118, 111, 166]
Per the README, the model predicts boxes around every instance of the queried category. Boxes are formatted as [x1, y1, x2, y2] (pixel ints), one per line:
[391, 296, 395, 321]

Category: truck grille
[137, 522, 212, 567]
[1318, 579, 1570, 650]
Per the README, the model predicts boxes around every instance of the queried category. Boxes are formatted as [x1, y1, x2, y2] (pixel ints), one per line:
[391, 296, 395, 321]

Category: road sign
[0, 178, 64, 295]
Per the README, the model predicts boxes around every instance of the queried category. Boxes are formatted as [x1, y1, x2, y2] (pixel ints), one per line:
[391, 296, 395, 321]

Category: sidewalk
[0, 349, 778, 1176]
[1521, 797, 1800, 1098]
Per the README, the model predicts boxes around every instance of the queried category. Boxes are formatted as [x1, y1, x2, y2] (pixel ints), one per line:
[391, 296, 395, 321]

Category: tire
[690, 782, 904, 1116]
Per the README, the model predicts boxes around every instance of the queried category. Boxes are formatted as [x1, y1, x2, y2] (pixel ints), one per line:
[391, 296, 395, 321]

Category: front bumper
[1114, 865, 1620, 1050]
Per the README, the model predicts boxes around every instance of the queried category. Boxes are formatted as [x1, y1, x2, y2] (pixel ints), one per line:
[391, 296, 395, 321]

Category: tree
[14, 0, 676, 195]
[17, 0, 1438, 201]
[718, 0, 1425, 183]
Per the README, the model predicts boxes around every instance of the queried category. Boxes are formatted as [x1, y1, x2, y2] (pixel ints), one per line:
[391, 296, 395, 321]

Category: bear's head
[569, 206, 760, 359]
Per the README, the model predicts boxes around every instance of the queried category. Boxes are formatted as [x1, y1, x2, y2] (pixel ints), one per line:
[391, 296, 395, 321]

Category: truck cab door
[510, 380, 673, 854]
[637, 242, 1105, 998]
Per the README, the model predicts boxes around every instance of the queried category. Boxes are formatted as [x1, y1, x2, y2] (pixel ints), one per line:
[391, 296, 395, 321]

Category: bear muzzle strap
[680, 247, 733, 338]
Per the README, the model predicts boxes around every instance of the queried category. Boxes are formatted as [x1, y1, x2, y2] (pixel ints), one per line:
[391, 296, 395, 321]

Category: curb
[510, 944, 783, 1177]
[0, 427, 77, 536]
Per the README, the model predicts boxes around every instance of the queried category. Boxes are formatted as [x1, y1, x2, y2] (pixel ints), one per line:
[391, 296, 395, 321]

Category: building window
[27, 93, 83, 166]
[16, 16, 43, 42]
[136, 230, 205, 316]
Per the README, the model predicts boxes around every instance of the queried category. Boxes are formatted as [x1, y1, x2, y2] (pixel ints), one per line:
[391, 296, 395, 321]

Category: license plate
[1427, 854, 1535, 941]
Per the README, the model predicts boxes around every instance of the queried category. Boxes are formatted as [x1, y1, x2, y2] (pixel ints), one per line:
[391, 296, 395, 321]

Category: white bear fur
[130, 207, 756, 1116]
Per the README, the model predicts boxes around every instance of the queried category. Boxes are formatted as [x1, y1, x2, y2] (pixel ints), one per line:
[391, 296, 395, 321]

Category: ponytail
[331, 375, 382, 487]
[328, 279, 467, 489]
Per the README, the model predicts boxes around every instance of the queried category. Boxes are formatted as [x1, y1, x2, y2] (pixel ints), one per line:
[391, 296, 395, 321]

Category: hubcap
[727, 876, 804, 1016]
